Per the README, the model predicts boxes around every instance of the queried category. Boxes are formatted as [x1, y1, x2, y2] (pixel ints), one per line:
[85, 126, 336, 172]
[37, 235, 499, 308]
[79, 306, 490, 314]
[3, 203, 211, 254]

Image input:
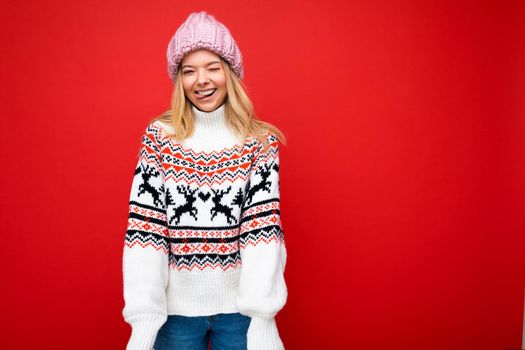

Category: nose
[196, 69, 210, 86]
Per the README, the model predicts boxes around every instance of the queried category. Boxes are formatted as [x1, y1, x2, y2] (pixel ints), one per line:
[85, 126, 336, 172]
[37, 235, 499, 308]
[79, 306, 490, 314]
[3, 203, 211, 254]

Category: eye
[182, 70, 194, 75]
[210, 67, 220, 71]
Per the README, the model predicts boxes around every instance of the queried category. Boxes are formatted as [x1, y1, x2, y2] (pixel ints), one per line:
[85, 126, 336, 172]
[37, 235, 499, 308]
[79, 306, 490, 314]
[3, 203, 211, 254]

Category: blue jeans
[153, 312, 251, 350]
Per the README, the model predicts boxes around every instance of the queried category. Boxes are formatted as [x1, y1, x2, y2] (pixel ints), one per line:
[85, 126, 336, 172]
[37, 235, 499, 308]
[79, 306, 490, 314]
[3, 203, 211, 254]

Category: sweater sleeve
[236, 132, 288, 350]
[122, 124, 169, 350]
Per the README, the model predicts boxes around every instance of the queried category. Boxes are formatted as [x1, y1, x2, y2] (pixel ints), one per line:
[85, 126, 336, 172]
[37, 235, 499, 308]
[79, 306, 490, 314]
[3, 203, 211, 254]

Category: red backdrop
[2, 0, 524, 349]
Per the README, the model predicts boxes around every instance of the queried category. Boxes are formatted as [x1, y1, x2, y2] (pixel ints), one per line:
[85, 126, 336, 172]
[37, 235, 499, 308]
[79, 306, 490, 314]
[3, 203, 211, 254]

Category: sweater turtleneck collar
[183, 102, 242, 151]
[191, 103, 227, 133]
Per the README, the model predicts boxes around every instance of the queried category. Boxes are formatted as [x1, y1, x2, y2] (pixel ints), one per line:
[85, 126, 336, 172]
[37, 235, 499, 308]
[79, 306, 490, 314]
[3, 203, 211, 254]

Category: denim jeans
[153, 312, 251, 350]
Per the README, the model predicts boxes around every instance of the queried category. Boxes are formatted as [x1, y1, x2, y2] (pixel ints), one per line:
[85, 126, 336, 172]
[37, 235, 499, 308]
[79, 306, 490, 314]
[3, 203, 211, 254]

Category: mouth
[195, 88, 217, 100]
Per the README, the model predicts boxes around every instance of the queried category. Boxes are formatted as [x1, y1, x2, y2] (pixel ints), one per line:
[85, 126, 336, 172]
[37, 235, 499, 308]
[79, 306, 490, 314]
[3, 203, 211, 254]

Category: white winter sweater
[122, 103, 288, 350]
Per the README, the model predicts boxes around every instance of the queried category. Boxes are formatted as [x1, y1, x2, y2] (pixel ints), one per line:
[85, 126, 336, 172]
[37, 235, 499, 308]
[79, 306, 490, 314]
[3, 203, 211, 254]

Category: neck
[192, 103, 227, 133]
[184, 102, 241, 152]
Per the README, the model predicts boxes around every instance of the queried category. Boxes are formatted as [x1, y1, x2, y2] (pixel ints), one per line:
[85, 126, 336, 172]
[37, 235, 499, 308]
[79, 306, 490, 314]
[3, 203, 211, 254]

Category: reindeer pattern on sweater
[126, 122, 283, 272]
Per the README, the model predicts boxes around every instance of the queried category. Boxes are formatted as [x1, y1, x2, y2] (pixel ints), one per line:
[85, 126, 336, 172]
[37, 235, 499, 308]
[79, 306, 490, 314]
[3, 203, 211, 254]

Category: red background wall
[2, 0, 524, 349]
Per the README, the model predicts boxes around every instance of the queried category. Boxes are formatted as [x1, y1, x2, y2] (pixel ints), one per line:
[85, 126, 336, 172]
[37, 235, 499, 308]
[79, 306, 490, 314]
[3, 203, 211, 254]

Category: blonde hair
[151, 57, 286, 152]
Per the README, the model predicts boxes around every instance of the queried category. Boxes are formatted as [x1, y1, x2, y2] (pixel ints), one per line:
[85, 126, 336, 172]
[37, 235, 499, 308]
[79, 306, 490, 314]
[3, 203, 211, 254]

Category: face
[180, 49, 227, 112]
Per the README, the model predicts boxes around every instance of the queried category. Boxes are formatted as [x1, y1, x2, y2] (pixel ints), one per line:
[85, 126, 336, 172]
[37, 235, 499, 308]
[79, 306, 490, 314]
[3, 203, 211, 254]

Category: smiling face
[180, 49, 228, 112]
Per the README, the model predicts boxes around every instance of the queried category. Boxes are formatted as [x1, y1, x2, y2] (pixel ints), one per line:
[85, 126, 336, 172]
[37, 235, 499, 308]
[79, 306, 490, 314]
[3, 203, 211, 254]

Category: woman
[122, 11, 288, 350]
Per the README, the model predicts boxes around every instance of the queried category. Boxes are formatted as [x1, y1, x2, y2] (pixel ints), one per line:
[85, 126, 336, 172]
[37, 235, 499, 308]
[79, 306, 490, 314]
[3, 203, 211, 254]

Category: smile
[195, 89, 216, 96]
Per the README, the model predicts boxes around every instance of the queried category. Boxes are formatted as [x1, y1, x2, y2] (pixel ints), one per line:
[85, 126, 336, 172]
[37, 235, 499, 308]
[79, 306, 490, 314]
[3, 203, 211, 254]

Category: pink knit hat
[167, 11, 244, 83]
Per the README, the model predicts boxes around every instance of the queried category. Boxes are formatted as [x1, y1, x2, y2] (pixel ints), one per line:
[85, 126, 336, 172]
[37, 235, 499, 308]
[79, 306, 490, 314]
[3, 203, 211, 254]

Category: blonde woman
[122, 11, 288, 350]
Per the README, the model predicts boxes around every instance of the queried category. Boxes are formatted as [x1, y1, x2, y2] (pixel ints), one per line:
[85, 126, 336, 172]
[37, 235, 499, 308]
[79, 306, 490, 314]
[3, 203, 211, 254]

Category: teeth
[197, 89, 215, 96]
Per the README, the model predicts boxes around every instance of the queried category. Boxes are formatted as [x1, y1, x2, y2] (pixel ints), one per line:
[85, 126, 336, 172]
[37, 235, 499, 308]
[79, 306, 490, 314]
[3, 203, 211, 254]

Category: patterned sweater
[122, 103, 288, 350]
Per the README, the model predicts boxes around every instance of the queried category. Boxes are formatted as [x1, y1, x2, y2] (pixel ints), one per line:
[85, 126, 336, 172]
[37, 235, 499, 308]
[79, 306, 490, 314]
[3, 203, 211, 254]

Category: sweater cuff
[126, 314, 167, 350]
[247, 316, 284, 350]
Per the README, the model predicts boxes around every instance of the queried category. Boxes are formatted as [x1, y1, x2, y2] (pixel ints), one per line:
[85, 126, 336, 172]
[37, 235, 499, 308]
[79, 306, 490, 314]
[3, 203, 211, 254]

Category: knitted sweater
[122, 103, 288, 350]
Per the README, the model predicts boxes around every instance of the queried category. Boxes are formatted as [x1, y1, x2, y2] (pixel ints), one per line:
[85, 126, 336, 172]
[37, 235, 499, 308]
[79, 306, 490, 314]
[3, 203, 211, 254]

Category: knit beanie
[167, 11, 244, 83]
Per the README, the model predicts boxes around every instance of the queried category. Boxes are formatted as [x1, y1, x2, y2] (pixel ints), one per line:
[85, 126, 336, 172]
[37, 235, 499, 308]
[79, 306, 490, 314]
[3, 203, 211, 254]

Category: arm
[122, 124, 169, 350]
[236, 132, 288, 350]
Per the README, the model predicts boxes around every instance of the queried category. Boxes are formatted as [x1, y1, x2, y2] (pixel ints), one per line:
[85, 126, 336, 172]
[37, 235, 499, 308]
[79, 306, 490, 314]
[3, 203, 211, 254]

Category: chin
[194, 104, 215, 112]
[193, 99, 225, 112]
